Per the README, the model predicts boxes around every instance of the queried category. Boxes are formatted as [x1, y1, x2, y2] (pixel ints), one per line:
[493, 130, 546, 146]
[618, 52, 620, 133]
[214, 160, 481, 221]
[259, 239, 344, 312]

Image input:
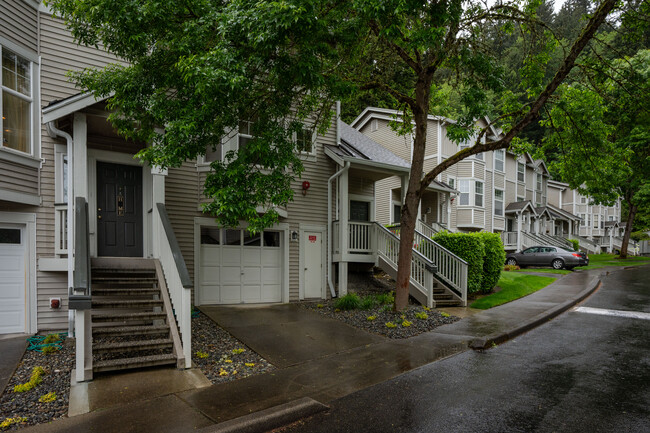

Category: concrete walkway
[0, 335, 27, 395]
[18, 268, 607, 433]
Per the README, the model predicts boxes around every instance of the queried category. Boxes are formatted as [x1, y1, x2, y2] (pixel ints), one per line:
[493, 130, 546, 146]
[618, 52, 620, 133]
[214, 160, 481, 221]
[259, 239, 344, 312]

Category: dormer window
[517, 162, 525, 182]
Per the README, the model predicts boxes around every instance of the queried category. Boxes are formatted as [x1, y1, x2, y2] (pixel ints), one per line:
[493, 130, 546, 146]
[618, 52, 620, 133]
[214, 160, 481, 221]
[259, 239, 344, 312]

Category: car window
[546, 247, 556, 253]
[524, 247, 538, 254]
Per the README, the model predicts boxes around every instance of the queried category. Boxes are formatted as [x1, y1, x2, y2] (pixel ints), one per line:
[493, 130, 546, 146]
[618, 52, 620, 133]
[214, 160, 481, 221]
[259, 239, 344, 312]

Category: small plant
[503, 264, 520, 271]
[195, 351, 209, 359]
[224, 359, 233, 363]
[334, 293, 362, 310]
[402, 320, 412, 327]
[14, 366, 45, 393]
[39, 392, 57, 403]
[414, 311, 428, 320]
[375, 291, 395, 305]
[0, 417, 27, 429]
[218, 368, 229, 376]
[316, 304, 324, 309]
[334, 308, 341, 313]
[400, 314, 406, 319]
[366, 315, 377, 321]
[422, 306, 430, 311]
[380, 304, 392, 313]
[43, 334, 60, 344]
[440, 312, 450, 318]
[385, 322, 397, 328]
[359, 296, 378, 310]
[231, 348, 245, 355]
[245, 363, 255, 367]
[41, 345, 60, 355]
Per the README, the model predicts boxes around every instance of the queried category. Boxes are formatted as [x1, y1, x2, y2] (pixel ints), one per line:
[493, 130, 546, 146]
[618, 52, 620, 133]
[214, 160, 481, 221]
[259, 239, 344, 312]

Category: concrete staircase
[90, 258, 184, 373]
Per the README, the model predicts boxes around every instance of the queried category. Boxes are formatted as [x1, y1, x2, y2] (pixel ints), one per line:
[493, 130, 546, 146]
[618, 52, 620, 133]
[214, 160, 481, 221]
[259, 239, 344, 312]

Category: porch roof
[325, 122, 411, 174]
[546, 204, 581, 222]
[427, 179, 458, 194]
[505, 200, 537, 215]
[604, 221, 620, 228]
[534, 206, 553, 219]
[42, 91, 110, 123]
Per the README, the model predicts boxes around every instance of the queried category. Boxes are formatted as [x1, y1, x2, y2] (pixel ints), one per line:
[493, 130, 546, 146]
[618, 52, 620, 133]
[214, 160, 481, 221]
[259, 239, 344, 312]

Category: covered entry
[198, 226, 286, 304]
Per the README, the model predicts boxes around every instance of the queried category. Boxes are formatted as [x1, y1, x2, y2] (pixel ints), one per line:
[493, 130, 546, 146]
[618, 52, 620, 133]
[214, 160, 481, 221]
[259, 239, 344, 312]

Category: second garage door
[0, 227, 26, 334]
[199, 227, 283, 304]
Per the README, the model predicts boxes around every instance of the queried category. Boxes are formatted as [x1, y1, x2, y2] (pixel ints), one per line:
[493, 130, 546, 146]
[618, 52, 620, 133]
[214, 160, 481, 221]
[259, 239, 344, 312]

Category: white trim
[193, 218, 290, 305]
[0, 189, 40, 206]
[298, 224, 327, 300]
[38, 258, 67, 272]
[0, 36, 39, 63]
[349, 193, 375, 222]
[87, 149, 153, 258]
[0, 212, 36, 334]
[0, 147, 42, 168]
[42, 93, 106, 124]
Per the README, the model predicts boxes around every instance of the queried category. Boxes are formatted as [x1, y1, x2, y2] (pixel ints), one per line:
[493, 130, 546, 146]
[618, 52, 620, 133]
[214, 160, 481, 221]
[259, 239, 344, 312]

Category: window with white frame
[1, 47, 32, 155]
[517, 162, 525, 182]
[459, 179, 470, 206]
[295, 127, 314, 154]
[536, 173, 542, 191]
[494, 149, 504, 172]
[392, 202, 402, 224]
[593, 214, 599, 228]
[447, 177, 455, 190]
[54, 145, 68, 202]
[460, 139, 483, 160]
[608, 215, 614, 221]
[494, 189, 504, 216]
[580, 195, 587, 204]
[475, 181, 484, 207]
[238, 119, 255, 153]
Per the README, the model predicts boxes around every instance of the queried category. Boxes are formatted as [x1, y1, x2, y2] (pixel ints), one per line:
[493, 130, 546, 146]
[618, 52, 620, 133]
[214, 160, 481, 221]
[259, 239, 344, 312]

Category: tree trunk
[394, 75, 432, 311]
[619, 201, 637, 259]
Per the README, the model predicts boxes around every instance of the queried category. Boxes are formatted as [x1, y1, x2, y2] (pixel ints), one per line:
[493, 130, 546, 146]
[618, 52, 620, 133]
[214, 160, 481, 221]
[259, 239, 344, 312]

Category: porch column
[151, 167, 167, 258]
[517, 211, 522, 251]
[609, 228, 614, 253]
[338, 169, 349, 296]
[70, 113, 87, 337]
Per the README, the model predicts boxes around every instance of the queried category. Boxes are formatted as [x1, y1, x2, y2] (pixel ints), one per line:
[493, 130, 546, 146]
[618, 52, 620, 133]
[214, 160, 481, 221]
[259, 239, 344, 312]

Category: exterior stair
[90, 258, 184, 373]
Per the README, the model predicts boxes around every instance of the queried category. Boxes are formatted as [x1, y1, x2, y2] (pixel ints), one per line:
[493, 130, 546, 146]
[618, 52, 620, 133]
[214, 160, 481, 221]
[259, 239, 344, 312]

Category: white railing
[155, 203, 192, 368]
[613, 237, 637, 256]
[570, 235, 600, 254]
[521, 232, 541, 249]
[333, 221, 340, 254]
[431, 221, 450, 233]
[348, 221, 373, 253]
[416, 220, 437, 239]
[412, 229, 467, 305]
[502, 231, 518, 247]
[552, 235, 574, 249]
[54, 203, 68, 256]
[375, 224, 436, 308]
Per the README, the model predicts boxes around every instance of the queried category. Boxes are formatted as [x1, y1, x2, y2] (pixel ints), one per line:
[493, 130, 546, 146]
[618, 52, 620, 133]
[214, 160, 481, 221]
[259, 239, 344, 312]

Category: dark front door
[97, 162, 143, 257]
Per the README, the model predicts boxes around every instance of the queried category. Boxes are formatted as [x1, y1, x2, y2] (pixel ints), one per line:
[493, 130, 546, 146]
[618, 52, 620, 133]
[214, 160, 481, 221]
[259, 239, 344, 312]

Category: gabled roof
[604, 221, 620, 228]
[324, 122, 410, 173]
[533, 159, 550, 176]
[547, 179, 569, 190]
[42, 92, 109, 123]
[505, 200, 537, 214]
[427, 180, 458, 194]
[535, 206, 553, 219]
[350, 107, 454, 130]
[546, 204, 581, 221]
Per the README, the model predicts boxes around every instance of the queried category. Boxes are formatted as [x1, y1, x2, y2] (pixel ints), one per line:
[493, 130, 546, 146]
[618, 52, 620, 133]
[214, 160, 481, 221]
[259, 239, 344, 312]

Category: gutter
[327, 162, 350, 298]
[46, 121, 74, 337]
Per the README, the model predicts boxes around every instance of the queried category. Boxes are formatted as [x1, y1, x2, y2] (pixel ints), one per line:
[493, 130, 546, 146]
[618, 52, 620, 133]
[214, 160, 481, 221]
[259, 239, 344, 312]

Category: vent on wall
[370, 119, 378, 132]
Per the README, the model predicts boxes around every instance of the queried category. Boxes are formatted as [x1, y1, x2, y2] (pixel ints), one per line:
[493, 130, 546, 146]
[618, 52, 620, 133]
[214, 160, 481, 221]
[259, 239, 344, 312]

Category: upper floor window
[296, 128, 314, 154]
[458, 179, 483, 207]
[475, 181, 484, 207]
[517, 162, 525, 182]
[447, 177, 455, 190]
[1, 47, 32, 155]
[536, 173, 542, 191]
[494, 189, 504, 216]
[580, 196, 587, 204]
[460, 140, 483, 161]
[459, 180, 470, 206]
[494, 149, 504, 172]
[238, 119, 255, 153]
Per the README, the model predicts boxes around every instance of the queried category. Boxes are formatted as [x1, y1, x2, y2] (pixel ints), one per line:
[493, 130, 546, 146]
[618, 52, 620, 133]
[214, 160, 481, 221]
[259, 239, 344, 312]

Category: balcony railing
[501, 231, 518, 247]
[54, 203, 68, 256]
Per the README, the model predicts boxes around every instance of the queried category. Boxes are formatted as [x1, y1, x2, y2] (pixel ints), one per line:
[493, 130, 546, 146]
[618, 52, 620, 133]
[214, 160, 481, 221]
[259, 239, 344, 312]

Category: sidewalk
[18, 268, 604, 433]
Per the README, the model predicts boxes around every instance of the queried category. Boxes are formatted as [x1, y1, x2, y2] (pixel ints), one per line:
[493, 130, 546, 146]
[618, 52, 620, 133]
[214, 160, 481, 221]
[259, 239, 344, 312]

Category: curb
[469, 274, 603, 350]
[197, 397, 329, 433]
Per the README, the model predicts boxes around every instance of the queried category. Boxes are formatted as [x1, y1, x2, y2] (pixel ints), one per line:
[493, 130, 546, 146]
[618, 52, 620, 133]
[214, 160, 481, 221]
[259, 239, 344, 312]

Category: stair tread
[92, 312, 167, 321]
[92, 299, 163, 306]
[93, 353, 177, 369]
[93, 338, 172, 350]
[92, 324, 170, 335]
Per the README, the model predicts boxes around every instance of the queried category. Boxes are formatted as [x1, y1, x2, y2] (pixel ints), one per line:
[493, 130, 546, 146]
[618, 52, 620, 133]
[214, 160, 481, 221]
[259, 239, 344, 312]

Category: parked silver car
[505, 245, 589, 270]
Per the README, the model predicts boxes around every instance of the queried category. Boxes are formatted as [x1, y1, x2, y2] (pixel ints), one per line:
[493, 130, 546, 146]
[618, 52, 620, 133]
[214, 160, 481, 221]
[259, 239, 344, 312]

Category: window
[1, 47, 32, 154]
[517, 162, 525, 182]
[580, 196, 587, 204]
[238, 119, 255, 153]
[370, 119, 378, 132]
[608, 216, 614, 222]
[475, 181, 483, 207]
[494, 149, 504, 172]
[447, 177, 455, 190]
[536, 173, 542, 191]
[392, 203, 402, 224]
[460, 140, 483, 160]
[263, 231, 280, 247]
[593, 215, 599, 228]
[0, 228, 21, 244]
[459, 180, 470, 206]
[350, 200, 370, 222]
[296, 128, 314, 153]
[494, 189, 504, 216]
[201, 227, 221, 245]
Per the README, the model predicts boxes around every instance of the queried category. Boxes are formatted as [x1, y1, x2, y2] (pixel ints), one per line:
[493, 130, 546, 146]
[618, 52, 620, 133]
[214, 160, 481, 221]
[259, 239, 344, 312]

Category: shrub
[569, 239, 580, 251]
[14, 367, 45, 393]
[474, 232, 505, 294]
[41, 345, 60, 355]
[385, 322, 397, 328]
[375, 291, 395, 306]
[43, 334, 60, 344]
[39, 392, 57, 403]
[414, 311, 428, 320]
[334, 293, 361, 310]
[631, 230, 650, 242]
[503, 264, 520, 271]
[359, 296, 378, 310]
[432, 232, 485, 294]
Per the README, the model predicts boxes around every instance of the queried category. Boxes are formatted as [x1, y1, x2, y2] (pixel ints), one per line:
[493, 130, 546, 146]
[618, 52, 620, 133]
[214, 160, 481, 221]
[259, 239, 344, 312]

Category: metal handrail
[70, 197, 91, 310]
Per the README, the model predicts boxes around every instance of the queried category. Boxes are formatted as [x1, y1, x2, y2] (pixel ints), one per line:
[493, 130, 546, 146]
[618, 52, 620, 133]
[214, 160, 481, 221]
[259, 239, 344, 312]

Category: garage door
[199, 227, 283, 304]
[0, 227, 26, 334]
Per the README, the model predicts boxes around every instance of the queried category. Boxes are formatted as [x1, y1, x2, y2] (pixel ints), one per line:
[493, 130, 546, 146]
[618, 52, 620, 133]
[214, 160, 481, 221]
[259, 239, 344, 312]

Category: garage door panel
[261, 250, 281, 266]
[221, 247, 241, 266]
[200, 285, 220, 304]
[242, 250, 261, 266]
[242, 268, 261, 285]
[262, 267, 281, 283]
[220, 285, 241, 303]
[221, 266, 241, 284]
[0, 232, 26, 334]
[199, 266, 220, 286]
[242, 285, 262, 302]
[261, 285, 281, 302]
[200, 246, 221, 266]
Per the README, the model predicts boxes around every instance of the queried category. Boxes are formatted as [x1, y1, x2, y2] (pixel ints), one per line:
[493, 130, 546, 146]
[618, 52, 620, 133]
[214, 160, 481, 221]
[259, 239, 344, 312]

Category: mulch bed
[191, 312, 275, 384]
[0, 337, 74, 431]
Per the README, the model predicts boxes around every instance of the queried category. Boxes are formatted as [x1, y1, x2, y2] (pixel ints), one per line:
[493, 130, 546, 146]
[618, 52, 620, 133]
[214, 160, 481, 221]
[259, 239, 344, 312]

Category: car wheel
[552, 259, 564, 270]
[506, 258, 517, 266]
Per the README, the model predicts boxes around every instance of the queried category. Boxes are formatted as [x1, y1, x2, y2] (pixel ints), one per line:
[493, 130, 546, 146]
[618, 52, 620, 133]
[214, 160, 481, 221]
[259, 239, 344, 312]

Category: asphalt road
[280, 266, 650, 433]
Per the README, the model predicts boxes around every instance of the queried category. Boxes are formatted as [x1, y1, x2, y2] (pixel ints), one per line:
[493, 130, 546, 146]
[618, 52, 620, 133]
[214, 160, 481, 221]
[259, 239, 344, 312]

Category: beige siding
[457, 162, 472, 179]
[349, 174, 374, 197]
[0, 1, 38, 52]
[474, 209, 485, 228]
[457, 209, 472, 226]
[362, 120, 412, 162]
[374, 176, 400, 225]
[473, 162, 485, 180]
[0, 160, 38, 195]
[494, 173, 505, 189]
[547, 187, 561, 208]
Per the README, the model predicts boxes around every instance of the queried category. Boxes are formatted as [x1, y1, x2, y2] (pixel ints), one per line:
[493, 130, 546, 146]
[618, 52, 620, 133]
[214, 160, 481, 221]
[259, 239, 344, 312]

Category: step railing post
[425, 263, 436, 309]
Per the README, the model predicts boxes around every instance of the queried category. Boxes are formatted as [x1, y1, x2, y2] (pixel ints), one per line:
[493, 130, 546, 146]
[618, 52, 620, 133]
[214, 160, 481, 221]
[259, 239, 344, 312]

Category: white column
[517, 212, 522, 251]
[151, 167, 167, 258]
[72, 113, 88, 200]
[75, 309, 92, 382]
[338, 169, 349, 296]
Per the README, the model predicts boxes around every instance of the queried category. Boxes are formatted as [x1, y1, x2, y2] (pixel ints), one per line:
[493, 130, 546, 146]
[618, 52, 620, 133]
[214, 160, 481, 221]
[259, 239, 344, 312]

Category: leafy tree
[541, 50, 650, 257]
[51, 0, 620, 310]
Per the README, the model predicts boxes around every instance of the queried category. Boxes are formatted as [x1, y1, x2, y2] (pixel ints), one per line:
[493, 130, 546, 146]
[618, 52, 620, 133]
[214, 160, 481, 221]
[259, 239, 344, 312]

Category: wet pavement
[16, 266, 614, 433]
[280, 266, 650, 433]
[0, 335, 27, 395]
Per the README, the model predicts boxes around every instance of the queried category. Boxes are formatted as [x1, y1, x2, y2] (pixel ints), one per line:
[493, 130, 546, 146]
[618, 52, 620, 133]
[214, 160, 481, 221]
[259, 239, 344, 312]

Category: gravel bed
[299, 292, 460, 339]
[191, 312, 275, 384]
[0, 337, 73, 431]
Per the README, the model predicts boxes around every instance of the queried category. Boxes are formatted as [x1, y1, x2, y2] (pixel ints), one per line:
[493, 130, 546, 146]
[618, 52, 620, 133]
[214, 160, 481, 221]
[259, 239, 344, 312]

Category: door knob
[98, 208, 102, 211]
[98, 215, 102, 219]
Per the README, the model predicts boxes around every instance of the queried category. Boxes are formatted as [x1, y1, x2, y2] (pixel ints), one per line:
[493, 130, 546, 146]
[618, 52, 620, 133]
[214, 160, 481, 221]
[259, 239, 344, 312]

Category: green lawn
[470, 273, 557, 310]
[514, 268, 572, 275]
[574, 253, 650, 270]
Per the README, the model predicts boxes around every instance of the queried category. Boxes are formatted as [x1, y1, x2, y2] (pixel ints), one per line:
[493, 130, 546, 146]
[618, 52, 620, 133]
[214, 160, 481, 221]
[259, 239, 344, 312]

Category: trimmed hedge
[432, 232, 485, 294]
[431, 231, 505, 295]
[569, 239, 580, 251]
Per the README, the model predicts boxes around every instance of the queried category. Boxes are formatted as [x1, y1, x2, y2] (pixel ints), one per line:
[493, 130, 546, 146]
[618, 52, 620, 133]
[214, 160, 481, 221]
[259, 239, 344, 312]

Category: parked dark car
[505, 246, 589, 270]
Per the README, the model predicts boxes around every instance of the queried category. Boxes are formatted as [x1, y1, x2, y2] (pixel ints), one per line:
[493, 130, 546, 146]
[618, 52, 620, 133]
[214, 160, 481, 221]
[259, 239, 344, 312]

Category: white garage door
[199, 227, 283, 304]
[0, 227, 26, 334]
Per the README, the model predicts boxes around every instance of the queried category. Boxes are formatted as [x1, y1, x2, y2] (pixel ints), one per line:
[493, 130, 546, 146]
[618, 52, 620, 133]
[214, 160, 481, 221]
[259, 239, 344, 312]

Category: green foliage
[42, 334, 60, 344]
[474, 232, 506, 294]
[41, 345, 60, 355]
[375, 292, 395, 306]
[631, 230, 650, 242]
[503, 264, 520, 271]
[385, 322, 397, 328]
[39, 392, 57, 403]
[401, 320, 412, 327]
[366, 315, 377, 321]
[334, 293, 361, 311]
[14, 367, 45, 393]
[359, 296, 378, 310]
[569, 239, 580, 251]
[432, 232, 485, 294]
[414, 311, 428, 320]
[470, 273, 556, 309]
[0, 417, 27, 429]
[195, 351, 209, 359]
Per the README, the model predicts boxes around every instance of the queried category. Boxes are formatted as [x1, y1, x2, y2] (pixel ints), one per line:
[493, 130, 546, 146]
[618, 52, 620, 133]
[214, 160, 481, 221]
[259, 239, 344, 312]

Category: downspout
[328, 162, 349, 298]
[46, 121, 74, 336]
